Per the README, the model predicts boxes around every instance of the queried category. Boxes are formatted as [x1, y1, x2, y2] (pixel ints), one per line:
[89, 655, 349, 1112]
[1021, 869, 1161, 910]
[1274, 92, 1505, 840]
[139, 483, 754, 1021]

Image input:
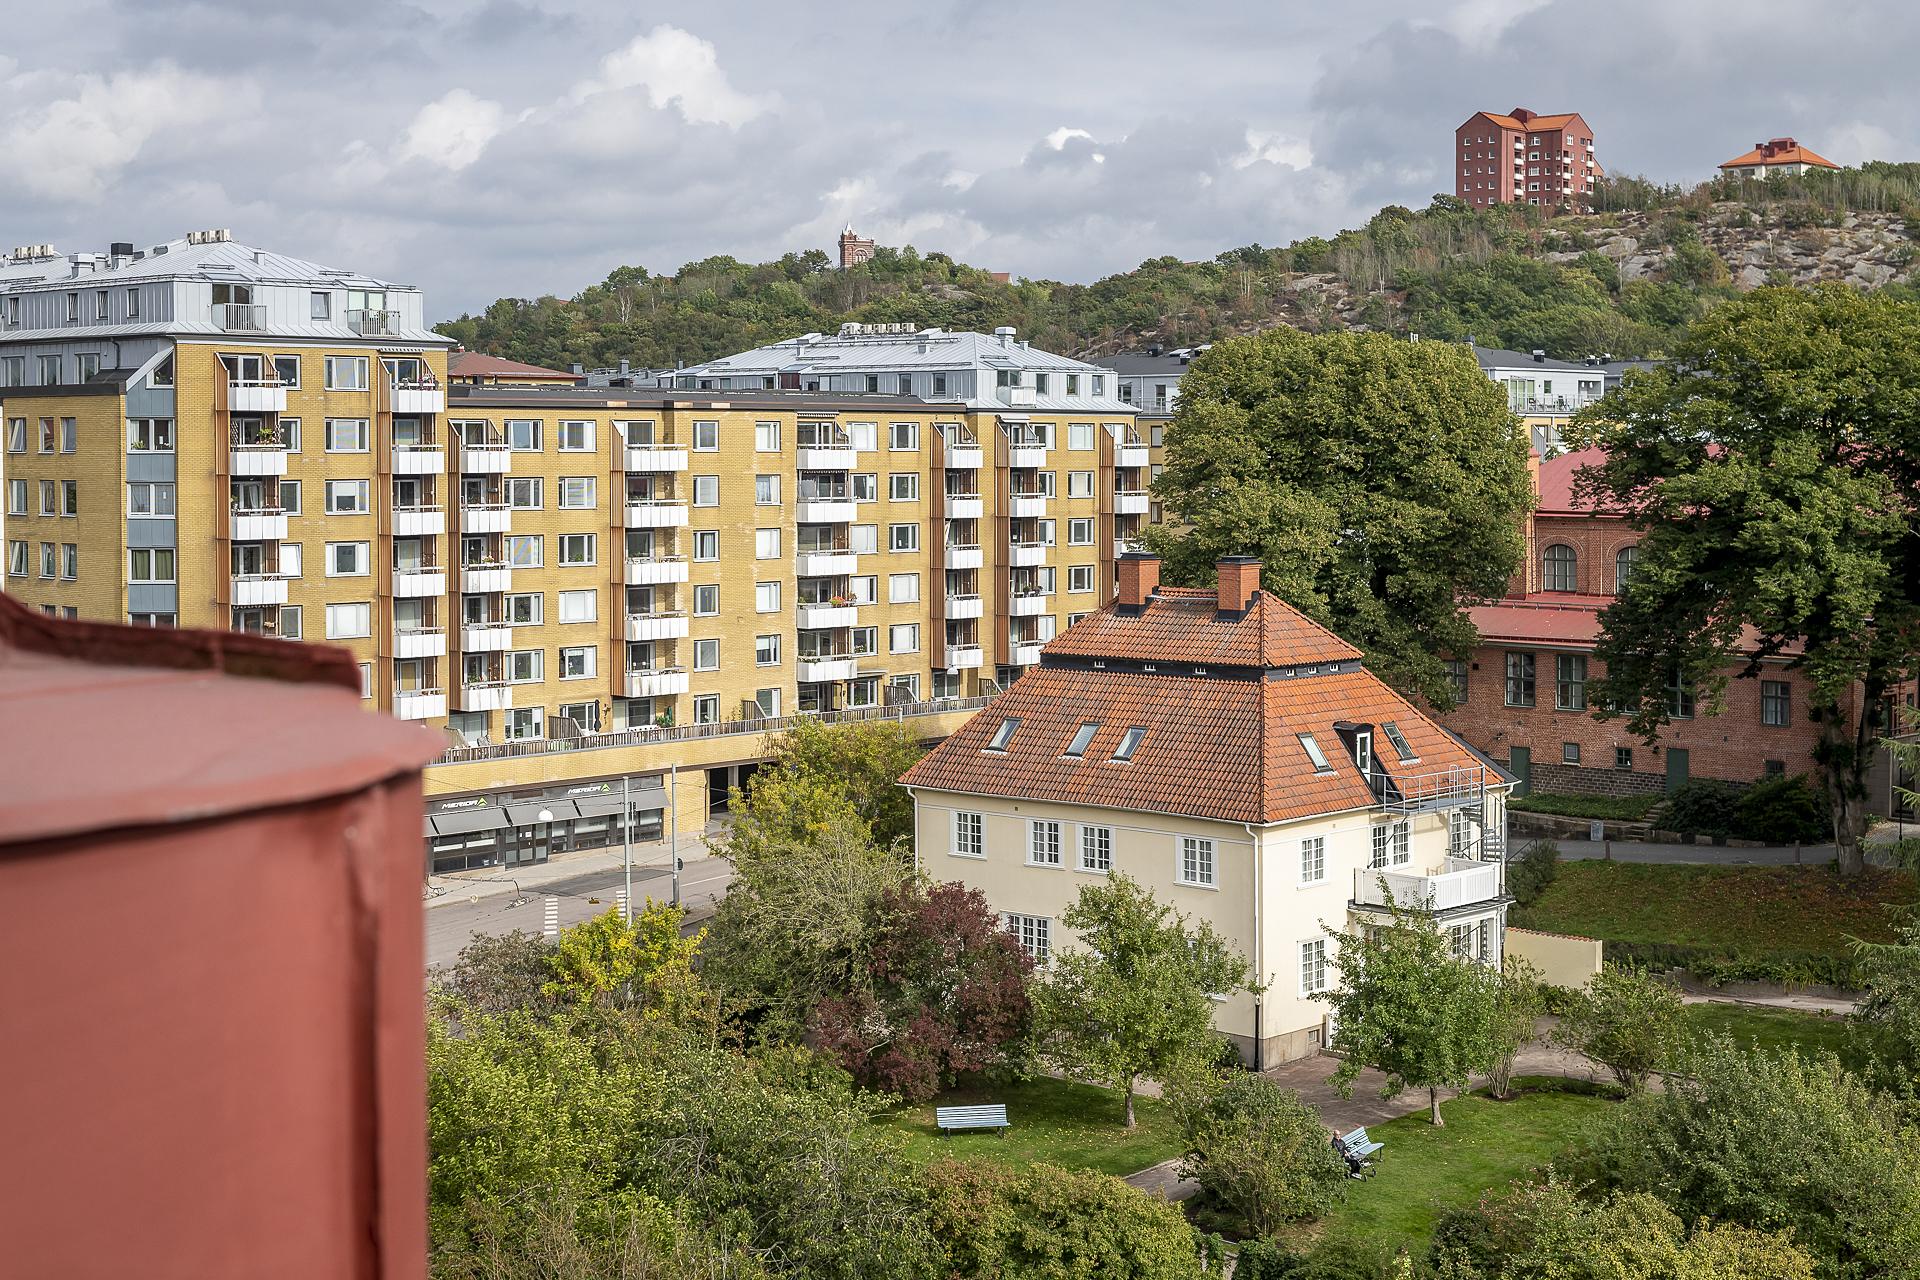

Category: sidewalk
[424, 828, 719, 909]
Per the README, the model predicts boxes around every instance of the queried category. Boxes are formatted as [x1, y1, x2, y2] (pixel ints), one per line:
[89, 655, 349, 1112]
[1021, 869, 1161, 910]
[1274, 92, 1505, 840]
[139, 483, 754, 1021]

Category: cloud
[1, 63, 239, 201]
[1045, 126, 1094, 150]
[396, 88, 507, 171]
[575, 25, 771, 128]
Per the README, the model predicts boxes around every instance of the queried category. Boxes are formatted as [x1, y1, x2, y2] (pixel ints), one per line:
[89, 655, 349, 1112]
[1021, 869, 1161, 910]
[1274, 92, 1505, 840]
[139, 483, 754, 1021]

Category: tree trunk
[1429, 1086, 1444, 1126]
[1123, 1077, 1137, 1129]
[1817, 695, 1877, 879]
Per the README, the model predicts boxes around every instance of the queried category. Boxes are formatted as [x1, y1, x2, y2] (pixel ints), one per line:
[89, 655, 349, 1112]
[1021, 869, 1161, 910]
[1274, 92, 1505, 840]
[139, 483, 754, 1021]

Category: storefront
[425, 774, 669, 875]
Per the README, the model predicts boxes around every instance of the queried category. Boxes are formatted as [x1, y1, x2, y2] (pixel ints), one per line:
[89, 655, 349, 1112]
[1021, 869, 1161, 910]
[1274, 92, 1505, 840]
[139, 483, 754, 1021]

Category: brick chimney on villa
[1217, 556, 1262, 618]
[1116, 553, 1160, 614]
[838, 225, 876, 269]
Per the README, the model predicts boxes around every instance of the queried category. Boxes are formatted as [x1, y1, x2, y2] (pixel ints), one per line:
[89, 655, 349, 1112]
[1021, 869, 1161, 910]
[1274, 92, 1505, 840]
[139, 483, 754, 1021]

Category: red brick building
[1455, 108, 1599, 212]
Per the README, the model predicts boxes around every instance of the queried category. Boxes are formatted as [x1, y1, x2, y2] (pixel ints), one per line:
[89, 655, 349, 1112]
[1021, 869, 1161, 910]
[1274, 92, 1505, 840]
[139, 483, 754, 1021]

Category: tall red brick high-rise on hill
[1454, 108, 1599, 212]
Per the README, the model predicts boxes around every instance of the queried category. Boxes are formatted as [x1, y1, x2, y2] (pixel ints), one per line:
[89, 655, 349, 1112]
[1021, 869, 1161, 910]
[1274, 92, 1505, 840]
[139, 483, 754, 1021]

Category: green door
[1508, 746, 1532, 797]
[1665, 748, 1690, 794]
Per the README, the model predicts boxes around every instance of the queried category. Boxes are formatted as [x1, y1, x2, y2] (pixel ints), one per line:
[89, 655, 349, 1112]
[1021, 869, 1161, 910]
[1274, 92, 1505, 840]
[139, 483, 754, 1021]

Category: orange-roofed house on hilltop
[447, 349, 581, 385]
[900, 554, 1516, 1068]
[1455, 107, 1599, 212]
[1717, 137, 1841, 180]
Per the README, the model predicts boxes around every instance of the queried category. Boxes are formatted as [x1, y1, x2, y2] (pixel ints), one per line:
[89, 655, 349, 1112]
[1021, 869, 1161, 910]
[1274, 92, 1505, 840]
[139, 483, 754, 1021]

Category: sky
[3, 0, 1916, 320]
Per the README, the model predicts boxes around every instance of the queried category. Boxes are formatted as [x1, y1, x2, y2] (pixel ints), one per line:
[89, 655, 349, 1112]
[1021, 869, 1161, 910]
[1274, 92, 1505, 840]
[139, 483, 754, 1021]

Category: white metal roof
[0, 236, 408, 291]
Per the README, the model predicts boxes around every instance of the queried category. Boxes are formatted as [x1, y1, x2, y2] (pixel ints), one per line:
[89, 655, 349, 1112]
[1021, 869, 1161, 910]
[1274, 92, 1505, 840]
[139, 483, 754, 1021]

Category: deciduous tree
[1550, 965, 1682, 1094]
[1177, 1073, 1349, 1237]
[543, 902, 715, 1032]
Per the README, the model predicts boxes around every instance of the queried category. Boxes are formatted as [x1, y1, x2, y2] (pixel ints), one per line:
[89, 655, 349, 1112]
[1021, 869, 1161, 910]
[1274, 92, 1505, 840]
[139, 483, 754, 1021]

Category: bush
[1506, 841, 1561, 908]
[1733, 774, 1828, 844]
[1552, 965, 1684, 1092]
[1178, 1074, 1349, 1237]
[1663, 781, 1741, 839]
[1233, 1238, 1403, 1279]
[1602, 940, 1865, 990]
[1509, 792, 1660, 821]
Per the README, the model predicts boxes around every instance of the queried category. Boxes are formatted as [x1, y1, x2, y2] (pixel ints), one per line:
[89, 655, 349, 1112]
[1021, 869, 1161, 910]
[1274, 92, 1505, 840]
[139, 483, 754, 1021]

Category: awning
[429, 807, 511, 836]
[505, 800, 579, 828]
[572, 791, 648, 820]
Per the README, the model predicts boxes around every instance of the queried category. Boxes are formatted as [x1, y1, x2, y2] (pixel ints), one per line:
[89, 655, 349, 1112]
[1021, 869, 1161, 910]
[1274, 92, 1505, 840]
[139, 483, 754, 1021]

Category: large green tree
[748, 716, 927, 850]
[1568, 285, 1920, 876]
[1145, 329, 1531, 706]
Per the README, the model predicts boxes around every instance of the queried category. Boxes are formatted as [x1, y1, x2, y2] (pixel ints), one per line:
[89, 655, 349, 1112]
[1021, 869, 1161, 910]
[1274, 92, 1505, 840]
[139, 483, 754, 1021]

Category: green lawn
[1509, 791, 1663, 821]
[1281, 1081, 1615, 1252]
[1680, 1001, 1863, 1066]
[1511, 861, 1914, 958]
[879, 1076, 1184, 1178]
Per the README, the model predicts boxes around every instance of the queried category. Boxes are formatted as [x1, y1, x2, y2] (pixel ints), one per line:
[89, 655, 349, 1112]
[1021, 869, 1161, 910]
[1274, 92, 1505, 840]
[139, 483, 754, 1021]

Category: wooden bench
[1332, 1126, 1383, 1177]
[936, 1104, 1010, 1136]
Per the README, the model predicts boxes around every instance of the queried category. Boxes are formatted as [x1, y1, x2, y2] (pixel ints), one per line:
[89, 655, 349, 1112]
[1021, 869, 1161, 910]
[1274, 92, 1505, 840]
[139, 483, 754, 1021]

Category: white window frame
[953, 811, 984, 859]
[325, 601, 371, 639]
[1028, 819, 1063, 867]
[1300, 937, 1329, 996]
[1178, 835, 1216, 888]
[324, 479, 371, 514]
[1079, 824, 1112, 873]
[324, 540, 370, 577]
[323, 356, 368, 391]
[557, 589, 598, 623]
[557, 419, 595, 452]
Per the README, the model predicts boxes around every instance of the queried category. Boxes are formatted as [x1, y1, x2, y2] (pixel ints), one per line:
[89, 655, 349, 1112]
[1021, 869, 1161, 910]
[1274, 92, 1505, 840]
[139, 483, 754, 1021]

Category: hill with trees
[435, 165, 1920, 371]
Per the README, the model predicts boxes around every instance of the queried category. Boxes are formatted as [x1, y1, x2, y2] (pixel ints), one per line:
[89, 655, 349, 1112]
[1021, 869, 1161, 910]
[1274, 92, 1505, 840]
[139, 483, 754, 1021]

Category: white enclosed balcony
[460, 502, 511, 533]
[625, 444, 688, 472]
[393, 689, 447, 720]
[462, 564, 513, 593]
[946, 496, 984, 520]
[1007, 445, 1046, 469]
[626, 555, 689, 585]
[947, 444, 984, 470]
[998, 386, 1038, 409]
[230, 510, 286, 541]
[1114, 491, 1151, 515]
[945, 644, 984, 670]
[796, 550, 858, 576]
[459, 444, 511, 474]
[391, 382, 445, 415]
[393, 506, 446, 537]
[394, 627, 446, 659]
[1353, 857, 1503, 912]
[231, 574, 289, 607]
[227, 379, 287, 414]
[797, 655, 859, 682]
[1010, 642, 1045, 665]
[945, 593, 983, 620]
[392, 566, 447, 598]
[796, 499, 856, 523]
[1008, 542, 1048, 567]
[1009, 593, 1050, 616]
[1008, 495, 1049, 518]
[797, 602, 858, 629]
[456, 680, 515, 713]
[461, 622, 514, 652]
[624, 668, 689, 698]
[625, 612, 690, 641]
[624, 499, 689, 528]
[229, 436, 288, 477]
[391, 444, 445, 475]
[1116, 444, 1150, 468]
[348, 309, 401, 337]
[797, 444, 857, 470]
[212, 303, 266, 332]
[946, 545, 983, 571]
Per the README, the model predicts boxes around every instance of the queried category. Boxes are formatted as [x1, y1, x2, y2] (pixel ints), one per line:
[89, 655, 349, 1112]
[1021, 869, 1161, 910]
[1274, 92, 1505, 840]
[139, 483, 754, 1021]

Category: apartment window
[1445, 659, 1469, 704]
[754, 421, 780, 452]
[126, 288, 142, 319]
[5, 418, 23, 452]
[755, 474, 780, 505]
[57, 543, 76, 579]
[848, 575, 877, 604]
[507, 477, 543, 509]
[7, 541, 27, 577]
[504, 418, 541, 451]
[865, 375, 880, 393]
[127, 418, 173, 451]
[1562, 742, 1581, 764]
[271, 355, 300, 388]
[278, 606, 302, 640]
[324, 356, 368, 390]
[850, 524, 878, 554]
[851, 626, 878, 656]
[57, 417, 76, 452]
[505, 708, 544, 740]
[754, 582, 780, 613]
[558, 476, 596, 509]
[39, 480, 56, 515]
[39, 356, 63, 385]
[1300, 835, 1326, 885]
[890, 421, 918, 451]
[60, 480, 77, 516]
[1762, 680, 1791, 727]
[1068, 564, 1094, 593]
[930, 374, 947, 396]
[1556, 654, 1588, 711]
[693, 639, 720, 671]
[506, 649, 543, 683]
[39, 418, 54, 451]
[1666, 667, 1695, 719]
[281, 418, 301, 452]
[506, 593, 543, 625]
[560, 646, 598, 679]
[507, 535, 543, 567]
[1005, 913, 1050, 963]
[1063, 471, 1095, 501]
[889, 622, 919, 653]
[1504, 652, 1536, 707]
[358, 664, 374, 699]
[881, 571, 917, 604]
[889, 523, 919, 552]
[1541, 543, 1577, 592]
[39, 543, 56, 578]
[953, 812, 984, 859]
[324, 602, 370, 638]
[1067, 422, 1094, 451]
[325, 480, 370, 514]
[559, 533, 597, 566]
[692, 420, 719, 451]
[1370, 820, 1410, 869]
[310, 291, 331, 320]
[692, 695, 719, 725]
[852, 473, 877, 502]
[694, 584, 720, 616]
[325, 541, 370, 576]
[5, 479, 22, 515]
[1614, 545, 1638, 593]
[755, 634, 781, 666]
[1029, 820, 1063, 866]
[693, 475, 720, 506]
[693, 530, 720, 560]
[558, 419, 594, 451]
[1080, 824, 1112, 873]
[755, 528, 781, 559]
[1179, 836, 1216, 887]
[558, 701, 601, 732]
[325, 418, 369, 452]
[847, 421, 877, 451]
[888, 472, 918, 501]
[557, 589, 598, 623]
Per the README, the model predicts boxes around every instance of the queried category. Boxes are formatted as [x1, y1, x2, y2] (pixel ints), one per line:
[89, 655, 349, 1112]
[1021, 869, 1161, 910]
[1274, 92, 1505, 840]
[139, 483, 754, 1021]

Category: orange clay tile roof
[1476, 111, 1581, 132]
[1040, 587, 1363, 667]
[1718, 139, 1839, 170]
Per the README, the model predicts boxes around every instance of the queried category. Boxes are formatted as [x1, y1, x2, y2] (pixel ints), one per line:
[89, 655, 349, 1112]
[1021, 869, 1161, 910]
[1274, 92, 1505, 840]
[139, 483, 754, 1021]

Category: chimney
[994, 325, 1016, 347]
[1216, 556, 1261, 618]
[1531, 349, 1546, 362]
[1116, 553, 1160, 614]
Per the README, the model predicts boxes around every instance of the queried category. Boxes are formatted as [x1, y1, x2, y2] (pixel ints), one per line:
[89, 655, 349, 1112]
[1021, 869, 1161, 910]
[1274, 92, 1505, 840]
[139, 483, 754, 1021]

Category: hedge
[1603, 940, 1864, 990]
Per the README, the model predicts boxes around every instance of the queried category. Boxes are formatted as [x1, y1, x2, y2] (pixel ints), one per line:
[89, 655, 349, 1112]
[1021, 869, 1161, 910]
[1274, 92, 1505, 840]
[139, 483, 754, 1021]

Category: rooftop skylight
[1299, 733, 1331, 772]
[985, 717, 1020, 751]
[1064, 722, 1099, 758]
[1111, 725, 1147, 762]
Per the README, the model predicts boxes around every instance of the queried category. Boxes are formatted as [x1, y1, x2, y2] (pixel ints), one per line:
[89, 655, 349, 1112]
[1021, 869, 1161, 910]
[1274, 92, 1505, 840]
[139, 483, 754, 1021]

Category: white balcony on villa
[1009, 592, 1050, 616]
[946, 444, 984, 469]
[392, 688, 447, 720]
[391, 444, 445, 475]
[946, 495, 984, 520]
[624, 668, 689, 698]
[797, 602, 858, 629]
[1008, 495, 1049, 517]
[625, 444, 689, 472]
[394, 627, 446, 659]
[1007, 542, 1048, 567]
[797, 444, 857, 470]
[945, 593, 983, 620]
[461, 622, 513, 652]
[461, 503, 511, 533]
[1010, 641, 1045, 665]
[797, 654, 859, 682]
[1352, 857, 1503, 912]
[796, 499, 857, 523]
[1114, 490, 1151, 515]
[392, 566, 447, 598]
[462, 564, 512, 593]
[231, 573, 289, 607]
[795, 550, 857, 576]
[227, 379, 287, 414]
[944, 644, 984, 670]
[391, 382, 445, 415]
[1007, 445, 1046, 468]
[459, 444, 511, 474]
[1116, 444, 1151, 468]
[946, 545, 983, 570]
[625, 611, 690, 641]
[230, 510, 286, 541]
[624, 500, 689, 528]
[393, 506, 445, 537]
[456, 680, 515, 713]
[625, 556, 689, 585]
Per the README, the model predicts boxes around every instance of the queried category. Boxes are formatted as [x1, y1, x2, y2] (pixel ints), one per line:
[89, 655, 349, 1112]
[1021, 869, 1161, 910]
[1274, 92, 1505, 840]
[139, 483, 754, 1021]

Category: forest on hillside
[434, 164, 1920, 371]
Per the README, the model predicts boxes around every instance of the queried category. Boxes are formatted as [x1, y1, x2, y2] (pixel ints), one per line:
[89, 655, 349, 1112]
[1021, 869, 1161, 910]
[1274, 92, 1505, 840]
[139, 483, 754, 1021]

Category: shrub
[1178, 1074, 1349, 1237]
[1602, 940, 1865, 990]
[1486, 957, 1547, 1099]
[1733, 774, 1828, 844]
[1662, 781, 1741, 838]
[1509, 792, 1660, 821]
[1506, 841, 1561, 908]
[1551, 965, 1684, 1092]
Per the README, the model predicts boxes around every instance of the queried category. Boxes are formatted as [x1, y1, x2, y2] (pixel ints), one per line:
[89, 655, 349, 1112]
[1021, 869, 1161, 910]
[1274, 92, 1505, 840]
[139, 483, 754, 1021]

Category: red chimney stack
[1117, 553, 1160, 610]
[1216, 557, 1262, 616]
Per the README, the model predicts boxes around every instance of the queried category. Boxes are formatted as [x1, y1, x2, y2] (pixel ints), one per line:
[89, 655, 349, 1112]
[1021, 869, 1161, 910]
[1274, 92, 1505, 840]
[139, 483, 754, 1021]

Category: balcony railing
[348, 309, 401, 336]
[230, 422, 293, 449]
[1379, 763, 1490, 815]
[1353, 857, 1503, 912]
[212, 303, 266, 331]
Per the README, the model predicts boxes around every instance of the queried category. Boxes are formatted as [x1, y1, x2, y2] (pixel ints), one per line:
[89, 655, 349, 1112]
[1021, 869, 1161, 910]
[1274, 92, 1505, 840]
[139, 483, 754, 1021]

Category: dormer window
[1298, 733, 1331, 772]
[1382, 721, 1417, 762]
[1112, 726, 1147, 762]
[1354, 730, 1373, 775]
[985, 717, 1020, 751]
[1064, 722, 1099, 758]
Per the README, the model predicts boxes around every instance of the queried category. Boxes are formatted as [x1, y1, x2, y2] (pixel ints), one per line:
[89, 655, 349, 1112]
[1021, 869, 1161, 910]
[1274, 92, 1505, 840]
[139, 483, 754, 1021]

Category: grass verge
[878, 1076, 1183, 1178]
[1680, 1001, 1864, 1067]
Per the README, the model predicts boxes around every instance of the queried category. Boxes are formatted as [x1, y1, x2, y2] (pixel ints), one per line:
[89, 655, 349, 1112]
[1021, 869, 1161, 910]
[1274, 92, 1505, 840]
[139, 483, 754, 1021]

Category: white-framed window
[755, 633, 781, 666]
[323, 356, 368, 391]
[279, 605, 302, 639]
[1067, 518, 1094, 546]
[1300, 835, 1326, 884]
[505, 593, 542, 625]
[325, 418, 369, 452]
[1068, 564, 1094, 593]
[754, 582, 780, 613]
[890, 421, 918, 451]
[1028, 820, 1063, 866]
[321, 478, 371, 515]
[692, 420, 719, 451]
[505, 707, 544, 740]
[559, 533, 596, 566]
[889, 472, 918, 501]
[693, 475, 720, 506]
[507, 649, 543, 683]
[60, 480, 77, 516]
[558, 419, 594, 451]
[693, 530, 720, 560]
[889, 523, 919, 552]
[325, 541, 370, 576]
[849, 524, 878, 554]
[126, 417, 174, 452]
[888, 572, 920, 603]
[852, 472, 877, 502]
[755, 528, 781, 559]
[847, 421, 877, 451]
[39, 480, 56, 514]
[848, 575, 877, 604]
[953, 811, 984, 858]
[1079, 824, 1112, 873]
[755, 474, 780, 505]
[309, 291, 331, 320]
[1369, 820, 1410, 869]
[754, 420, 780, 452]
[557, 588, 598, 623]
[559, 646, 597, 679]
[5, 540, 26, 577]
[504, 534, 541, 567]
[1005, 913, 1050, 963]
[506, 419, 542, 451]
[1448, 808, 1474, 858]
[273, 354, 301, 387]
[558, 476, 595, 509]
[888, 621, 919, 653]
[325, 601, 371, 638]
[358, 663, 374, 699]
[5, 418, 25, 452]
[40, 542, 56, 578]
[1300, 938, 1329, 995]
[60, 417, 76, 453]
[851, 625, 878, 655]
[1179, 836, 1216, 887]
[5, 479, 24, 515]
[691, 694, 719, 725]
[60, 543, 77, 579]
[693, 638, 720, 671]
[1068, 422, 1095, 451]
[694, 583, 719, 615]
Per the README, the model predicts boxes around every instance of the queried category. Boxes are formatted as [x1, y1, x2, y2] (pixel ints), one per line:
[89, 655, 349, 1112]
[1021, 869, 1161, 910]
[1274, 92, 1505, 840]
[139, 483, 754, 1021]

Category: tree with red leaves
[810, 881, 1033, 1101]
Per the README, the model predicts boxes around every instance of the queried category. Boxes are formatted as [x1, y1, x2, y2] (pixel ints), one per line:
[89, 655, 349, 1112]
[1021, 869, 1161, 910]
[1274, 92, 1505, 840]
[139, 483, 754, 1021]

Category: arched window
[1542, 543, 1578, 593]
[1614, 545, 1638, 593]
